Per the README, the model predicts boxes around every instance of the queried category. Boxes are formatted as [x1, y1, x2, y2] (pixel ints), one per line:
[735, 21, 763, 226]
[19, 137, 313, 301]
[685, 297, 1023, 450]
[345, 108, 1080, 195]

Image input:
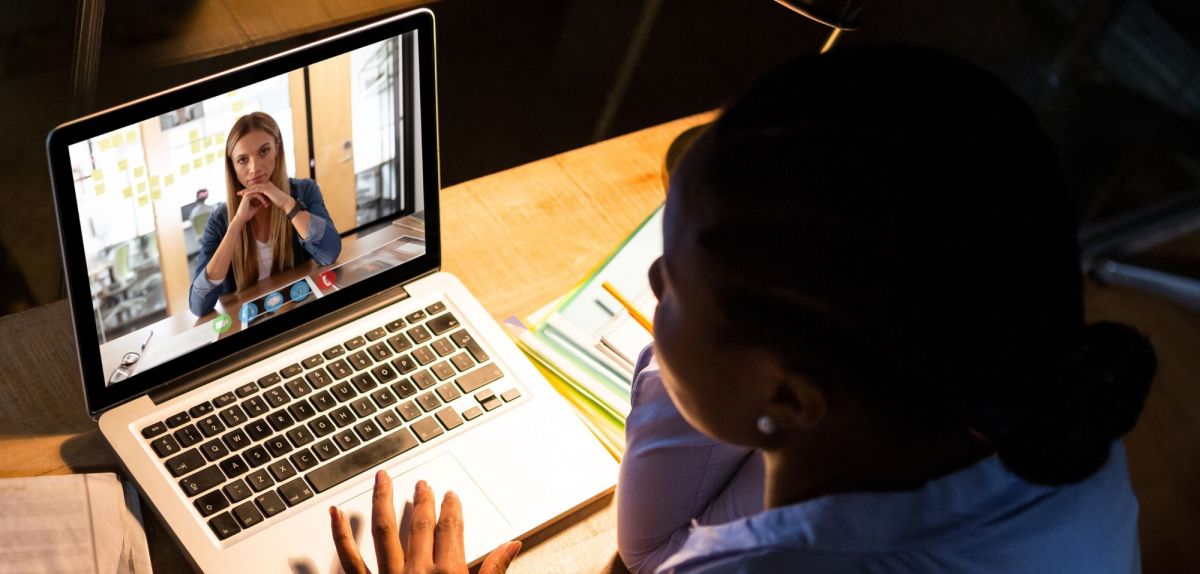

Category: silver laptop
[46, 8, 616, 572]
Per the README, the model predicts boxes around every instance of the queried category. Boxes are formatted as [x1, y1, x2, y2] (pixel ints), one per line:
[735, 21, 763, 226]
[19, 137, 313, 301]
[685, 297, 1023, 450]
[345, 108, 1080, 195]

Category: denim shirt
[188, 178, 341, 316]
[619, 347, 1141, 574]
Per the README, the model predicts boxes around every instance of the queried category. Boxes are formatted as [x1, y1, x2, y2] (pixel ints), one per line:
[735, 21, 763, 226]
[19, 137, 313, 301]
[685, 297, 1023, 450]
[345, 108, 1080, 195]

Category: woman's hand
[231, 190, 266, 225]
[330, 471, 521, 574]
[239, 181, 293, 212]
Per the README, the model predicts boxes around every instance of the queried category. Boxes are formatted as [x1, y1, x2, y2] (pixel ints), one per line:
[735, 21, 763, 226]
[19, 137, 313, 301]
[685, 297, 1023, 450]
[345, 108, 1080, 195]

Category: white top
[255, 238, 272, 281]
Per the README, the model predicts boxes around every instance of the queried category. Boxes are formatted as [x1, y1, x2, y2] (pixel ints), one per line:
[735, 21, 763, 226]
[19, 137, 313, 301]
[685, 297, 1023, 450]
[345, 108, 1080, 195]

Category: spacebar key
[306, 429, 420, 493]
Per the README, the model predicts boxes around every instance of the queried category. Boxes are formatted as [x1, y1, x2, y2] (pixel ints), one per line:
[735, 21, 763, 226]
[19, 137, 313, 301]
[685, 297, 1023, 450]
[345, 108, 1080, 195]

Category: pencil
[601, 281, 654, 335]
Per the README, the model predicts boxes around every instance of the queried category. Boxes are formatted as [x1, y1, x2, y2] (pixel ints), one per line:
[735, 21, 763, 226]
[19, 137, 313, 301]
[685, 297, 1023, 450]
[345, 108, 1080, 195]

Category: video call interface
[66, 30, 427, 386]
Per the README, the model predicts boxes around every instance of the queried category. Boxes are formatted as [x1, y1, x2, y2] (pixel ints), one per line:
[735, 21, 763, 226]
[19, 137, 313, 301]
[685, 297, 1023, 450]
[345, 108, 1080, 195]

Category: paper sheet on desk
[0, 473, 152, 574]
[138, 324, 219, 373]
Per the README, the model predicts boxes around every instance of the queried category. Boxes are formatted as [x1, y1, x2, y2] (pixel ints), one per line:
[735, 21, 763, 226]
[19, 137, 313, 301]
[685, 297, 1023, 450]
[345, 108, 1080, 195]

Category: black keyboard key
[435, 383, 461, 404]
[255, 491, 287, 517]
[435, 407, 464, 431]
[268, 459, 298, 481]
[219, 405, 247, 427]
[174, 424, 202, 448]
[189, 402, 215, 418]
[243, 445, 271, 467]
[214, 392, 238, 408]
[427, 313, 460, 335]
[323, 345, 346, 359]
[209, 512, 241, 540]
[431, 338, 456, 357]
[165, 449, 205, 477]
[411, 417, 444, 442]
[385, 318, 406, 332]
[198, 415, 226, 437]
[412, 370, 437, 390]
[371, 363, 398, 384]
[232, 501, 264, 529]
[331, 381, 357, 402]
[462, 406, 483, 421]
[327, 358, 353, 380]
[347, 350, 372, 371]
[372, 388, 397, 408]
[306, 367, 333, 388]
[412, 347, 436, 365]
[141, 421, 167, 438]
[350, 397, 377, 418]
[307, 429, 419, 493]
[367, 342, 392, 362]
[425, 301, 447, 315]
[224, 479, 253, 503]
[180, 465, 225, 497]
[457, 364, 504, 394]
[334, 429, 361, 451]
[290, 448, 319, 471]
[264, 387, 291, 408]
[330, 406, 356, 427]
[431, 361, 455, 381]
[376, 410, 403, 431]
[222, 428, 250, 451]
[310, 390, 336, 411]
[365, 327, 388, 341]
[387, 334, 413, 353]
[243, 396, 269, 418]
[450, 352, 476, 372]
[166, 412, 191, 428]
[278, 478, 315, 507]
[247, 469, 275, 492]
[286, 425, 315, 447]
[196, 490, 230, 517]
[258, 372, 282, 387]
[391, 379, 418, 399]
[219, 454, 249, 478]
[280, 364, 304, 379]
[407, 325, 432, 344]
[286, 378, 313, 398]
[416, 392, 441, 413]
[301, 354, 324, 369]
[245, 420, 273, 441]
[501, 388, 522, 402]
[392, 355, 418, 374]
[200, 438, 229, 462]
[344, 336, 367, 350]
[396, 401, 421, 422]
[265, 435, 294, 458]
[151, 435, 181, 457]
[288, 400, 317, 422]
[267, 411, 295, 432]
[449, 330, 489, 363]
[350, 373, 377, 393]
[406, 310, 427, 323]
[354, 420, 382, 441]
[313, 439, 340, 461]
[308, 415, 337, 437]
[236, 382, 259, 398]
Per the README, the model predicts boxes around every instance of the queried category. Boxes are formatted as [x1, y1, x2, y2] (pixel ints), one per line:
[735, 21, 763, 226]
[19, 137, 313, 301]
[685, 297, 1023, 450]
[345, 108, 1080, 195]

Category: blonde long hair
[225, 112, 294, 290]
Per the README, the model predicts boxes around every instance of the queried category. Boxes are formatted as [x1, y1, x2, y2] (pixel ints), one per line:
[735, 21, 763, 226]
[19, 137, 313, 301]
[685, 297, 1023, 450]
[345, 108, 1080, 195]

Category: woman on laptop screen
[189, 111, 341, 317]
[329, 46, 1155, 573]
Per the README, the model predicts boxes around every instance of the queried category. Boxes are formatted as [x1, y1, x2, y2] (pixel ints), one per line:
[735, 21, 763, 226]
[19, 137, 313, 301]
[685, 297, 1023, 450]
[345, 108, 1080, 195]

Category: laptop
[46, 8, 617, 572]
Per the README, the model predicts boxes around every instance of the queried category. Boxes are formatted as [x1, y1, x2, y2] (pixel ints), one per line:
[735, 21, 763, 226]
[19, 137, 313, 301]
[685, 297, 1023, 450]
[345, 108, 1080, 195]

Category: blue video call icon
[290, 280, 311, 303]
[264, 291, 285, 313]
[239, 302, 258, 324]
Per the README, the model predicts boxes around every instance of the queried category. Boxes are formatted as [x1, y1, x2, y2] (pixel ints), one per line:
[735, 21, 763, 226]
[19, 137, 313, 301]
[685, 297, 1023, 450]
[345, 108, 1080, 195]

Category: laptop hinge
[147, 280, 419, 404]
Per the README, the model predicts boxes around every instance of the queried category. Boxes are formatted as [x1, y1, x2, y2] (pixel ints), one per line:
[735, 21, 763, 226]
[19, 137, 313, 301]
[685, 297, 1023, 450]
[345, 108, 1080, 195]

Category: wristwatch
[286, 199, 307, 220]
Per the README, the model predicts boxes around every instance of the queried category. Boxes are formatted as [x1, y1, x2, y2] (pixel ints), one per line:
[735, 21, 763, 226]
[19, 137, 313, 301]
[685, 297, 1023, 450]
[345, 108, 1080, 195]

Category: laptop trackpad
[335, 454, 511, 566]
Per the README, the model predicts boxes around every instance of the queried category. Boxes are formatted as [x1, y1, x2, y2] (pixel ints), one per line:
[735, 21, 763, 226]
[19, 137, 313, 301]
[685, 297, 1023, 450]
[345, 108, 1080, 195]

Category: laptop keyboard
[137, 301, 524, 541]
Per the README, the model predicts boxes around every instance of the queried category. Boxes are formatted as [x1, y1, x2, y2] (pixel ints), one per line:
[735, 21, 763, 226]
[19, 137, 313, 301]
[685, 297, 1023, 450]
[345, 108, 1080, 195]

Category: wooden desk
[0, 112, 713, 573]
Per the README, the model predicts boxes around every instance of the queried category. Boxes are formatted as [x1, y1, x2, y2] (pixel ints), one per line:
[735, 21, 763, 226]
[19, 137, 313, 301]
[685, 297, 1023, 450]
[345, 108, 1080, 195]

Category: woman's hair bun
[982, 322, 1156, 486]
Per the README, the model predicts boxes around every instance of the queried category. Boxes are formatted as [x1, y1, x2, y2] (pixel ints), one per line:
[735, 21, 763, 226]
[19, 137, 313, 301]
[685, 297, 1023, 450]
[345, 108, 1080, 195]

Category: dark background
[2, 0, 1198, 316]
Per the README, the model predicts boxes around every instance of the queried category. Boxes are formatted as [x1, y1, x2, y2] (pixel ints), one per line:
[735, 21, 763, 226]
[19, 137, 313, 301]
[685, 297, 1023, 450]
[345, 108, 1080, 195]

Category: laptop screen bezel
[46, 9, 440, 418]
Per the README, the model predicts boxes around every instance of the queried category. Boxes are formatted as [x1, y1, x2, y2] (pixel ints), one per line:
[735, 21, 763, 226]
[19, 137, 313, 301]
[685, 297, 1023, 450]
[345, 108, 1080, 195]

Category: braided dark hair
[677, 45, 1156, 486]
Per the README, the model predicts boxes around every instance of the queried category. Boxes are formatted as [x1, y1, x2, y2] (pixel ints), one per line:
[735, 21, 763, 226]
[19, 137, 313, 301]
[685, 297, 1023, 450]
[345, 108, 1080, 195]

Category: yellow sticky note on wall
[98, 138, 111, 152]
[164, 174, 175, 186]
[94, 183, 105, 196]
[232, 100, 244, 113]
[217, 131, 226, 143]
[118, 159, 129, 171]
[193, 158, 203, 169]
[191, 141, 201, 154]
[137, 182, 147, 193]
[112, 133, 123, 147]
[92, 169, 104, 181]
[188, 128, 200, 141]
[133, 166, 145, 178]
[124, 129, 137, 143]
[149, 175, 159, 187]
[204, 135, 214, 148]
[150, 189, 162, 201]
[180, 163, 190, 175]
[137, 195, 148, 207]
[122, 187, 132, 198]
[206, 152, 215, 165]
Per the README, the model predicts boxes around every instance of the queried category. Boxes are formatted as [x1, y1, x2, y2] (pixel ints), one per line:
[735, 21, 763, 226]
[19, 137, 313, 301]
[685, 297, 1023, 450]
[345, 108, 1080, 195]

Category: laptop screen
[47, 11, 439, 415]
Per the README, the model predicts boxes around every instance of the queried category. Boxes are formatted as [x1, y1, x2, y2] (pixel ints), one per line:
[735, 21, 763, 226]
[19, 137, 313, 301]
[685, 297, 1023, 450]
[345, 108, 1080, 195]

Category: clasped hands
[329, 470, 521, 574]
[232, 181, 294, 225]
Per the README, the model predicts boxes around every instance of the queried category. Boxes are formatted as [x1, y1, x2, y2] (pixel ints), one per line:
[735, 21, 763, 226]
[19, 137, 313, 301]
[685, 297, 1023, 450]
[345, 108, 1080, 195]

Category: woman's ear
[765, 372, 828, 434]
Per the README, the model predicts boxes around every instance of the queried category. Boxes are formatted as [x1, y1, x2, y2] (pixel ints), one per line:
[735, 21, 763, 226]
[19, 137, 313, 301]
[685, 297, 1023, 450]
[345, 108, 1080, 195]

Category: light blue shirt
[618, 347, 1141, 574]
